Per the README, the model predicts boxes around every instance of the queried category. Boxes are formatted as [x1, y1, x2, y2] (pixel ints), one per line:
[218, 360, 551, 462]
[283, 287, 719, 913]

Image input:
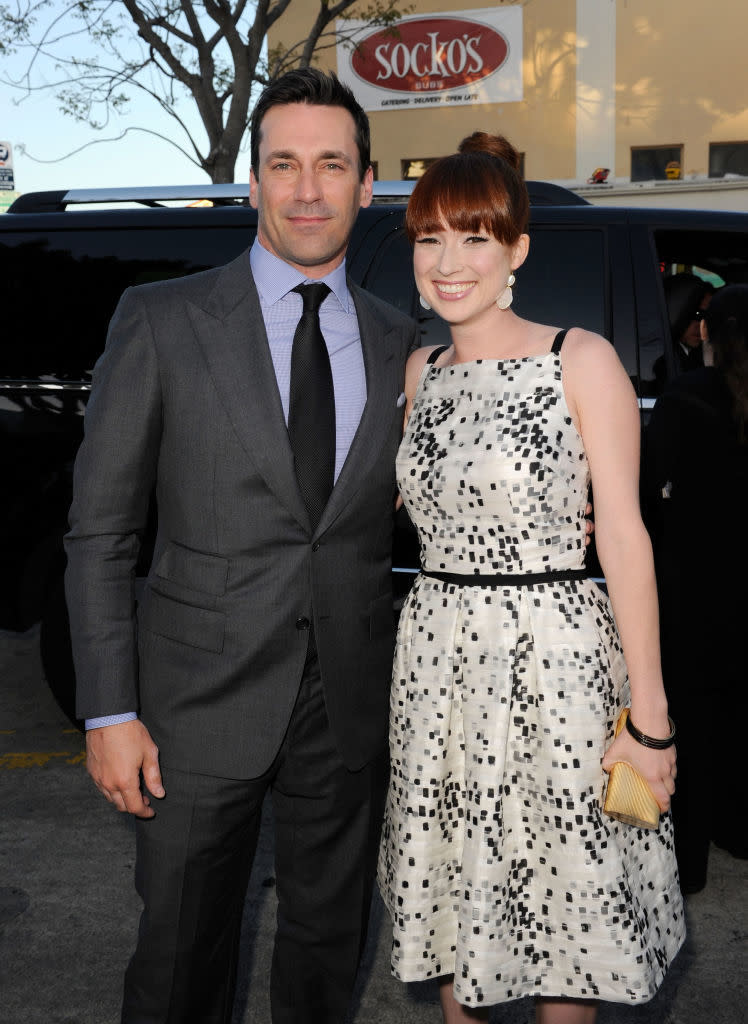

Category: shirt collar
[250, 238, 352, 312]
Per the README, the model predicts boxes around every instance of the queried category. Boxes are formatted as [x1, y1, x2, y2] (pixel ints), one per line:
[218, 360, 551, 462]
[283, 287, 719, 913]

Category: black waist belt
[421, 568, 587, 587]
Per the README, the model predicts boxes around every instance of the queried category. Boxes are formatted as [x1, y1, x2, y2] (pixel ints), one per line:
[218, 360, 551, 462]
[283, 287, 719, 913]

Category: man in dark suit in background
[65, 69, 417, 1024]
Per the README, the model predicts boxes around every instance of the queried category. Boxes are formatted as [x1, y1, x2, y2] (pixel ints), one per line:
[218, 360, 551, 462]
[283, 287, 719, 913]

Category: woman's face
[413, 222, 528, 327]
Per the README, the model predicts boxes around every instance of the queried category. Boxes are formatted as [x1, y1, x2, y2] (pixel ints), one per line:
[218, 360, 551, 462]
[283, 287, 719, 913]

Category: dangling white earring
[496, 273, 516, 310]
[419, 293, 431, 310]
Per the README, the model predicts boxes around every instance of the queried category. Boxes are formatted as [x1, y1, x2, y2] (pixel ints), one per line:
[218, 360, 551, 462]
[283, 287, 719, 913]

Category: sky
[0, 6, 255, 196]
[1, 93, 230, 195]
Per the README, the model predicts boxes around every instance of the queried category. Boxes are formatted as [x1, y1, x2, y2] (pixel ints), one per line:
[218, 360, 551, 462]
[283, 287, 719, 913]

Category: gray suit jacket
[65, 250, 417, 777]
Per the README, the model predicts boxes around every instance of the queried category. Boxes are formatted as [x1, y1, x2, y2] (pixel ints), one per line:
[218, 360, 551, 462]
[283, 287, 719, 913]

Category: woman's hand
[602, 727, 677, 814]
[584, 501, 594, 546]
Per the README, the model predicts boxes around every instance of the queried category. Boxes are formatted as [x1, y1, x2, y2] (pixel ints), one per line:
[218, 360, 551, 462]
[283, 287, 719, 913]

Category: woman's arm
[402, 345, 444, 421]
[562, 329, 676, 811]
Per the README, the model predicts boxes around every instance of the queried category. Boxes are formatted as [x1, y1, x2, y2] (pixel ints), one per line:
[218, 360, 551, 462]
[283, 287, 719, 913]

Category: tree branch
[1, 0, 408, 183]
[17, 123, 201, 170]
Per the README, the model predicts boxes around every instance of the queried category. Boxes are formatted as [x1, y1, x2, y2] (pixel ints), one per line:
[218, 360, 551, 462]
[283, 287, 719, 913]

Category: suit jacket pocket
[154, 541, 228, 596]
[141, 587, 225, 653]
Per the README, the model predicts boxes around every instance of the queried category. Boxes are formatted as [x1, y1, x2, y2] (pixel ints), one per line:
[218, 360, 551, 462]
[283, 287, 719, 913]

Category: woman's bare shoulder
[405, 344, 449, 395]
[560, 327, 628, 377]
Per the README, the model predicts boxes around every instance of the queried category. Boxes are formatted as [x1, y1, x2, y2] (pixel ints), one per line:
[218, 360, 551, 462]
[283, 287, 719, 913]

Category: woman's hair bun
[458, 132, 521, 173]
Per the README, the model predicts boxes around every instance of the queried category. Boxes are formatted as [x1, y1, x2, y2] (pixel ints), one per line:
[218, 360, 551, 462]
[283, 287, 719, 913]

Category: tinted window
[358, 227, 416, 317]
[0, 224, 253, 380]
[648, 226, 748, 389]
[654, 228, 748, 286]
[709, 142, 748, 178]
[516, 229, 607, 334]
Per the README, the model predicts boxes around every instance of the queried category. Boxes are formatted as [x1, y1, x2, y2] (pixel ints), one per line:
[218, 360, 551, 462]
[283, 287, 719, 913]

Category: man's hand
[584, 501, 595, 546]
[86, 719, 164, 818]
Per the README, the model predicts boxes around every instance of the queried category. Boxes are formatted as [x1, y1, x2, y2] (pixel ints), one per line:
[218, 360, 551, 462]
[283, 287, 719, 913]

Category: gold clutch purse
[602, 709, 661, 830]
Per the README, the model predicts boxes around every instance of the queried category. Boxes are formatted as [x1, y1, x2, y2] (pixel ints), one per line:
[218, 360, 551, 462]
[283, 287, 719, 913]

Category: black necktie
[288, 282, 335, 529]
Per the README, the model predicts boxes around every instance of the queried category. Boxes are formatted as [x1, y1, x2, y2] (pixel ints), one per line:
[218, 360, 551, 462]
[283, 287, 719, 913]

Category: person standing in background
[665, 272, 712, 372]
[643, 283, 748, 893]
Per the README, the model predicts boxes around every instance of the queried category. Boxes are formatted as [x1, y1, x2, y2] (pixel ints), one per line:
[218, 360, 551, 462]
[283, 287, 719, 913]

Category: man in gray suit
[65, 69, 417, 1024]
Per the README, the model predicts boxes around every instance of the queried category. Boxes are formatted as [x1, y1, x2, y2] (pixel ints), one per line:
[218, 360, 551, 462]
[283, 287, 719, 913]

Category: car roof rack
[7, 184, 252, 213]
[375, 180, 588, 205]
[7, 178, 585, 214]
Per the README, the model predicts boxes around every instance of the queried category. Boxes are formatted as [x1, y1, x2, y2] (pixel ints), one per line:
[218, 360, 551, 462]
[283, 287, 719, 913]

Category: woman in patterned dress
[377, 133, 684, 1024]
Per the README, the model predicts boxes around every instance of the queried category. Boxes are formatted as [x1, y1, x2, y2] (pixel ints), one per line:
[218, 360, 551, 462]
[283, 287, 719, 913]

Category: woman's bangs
[406, 160, 513, 242]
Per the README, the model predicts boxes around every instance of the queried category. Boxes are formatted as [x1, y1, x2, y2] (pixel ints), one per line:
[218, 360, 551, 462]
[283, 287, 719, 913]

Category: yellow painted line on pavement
[0, 751, 86, 769]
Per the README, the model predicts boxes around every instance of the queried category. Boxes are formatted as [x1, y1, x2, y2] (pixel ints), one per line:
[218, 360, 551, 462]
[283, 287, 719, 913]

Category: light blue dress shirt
[250, 239, 367, 481]
[86, 240, 368, 731]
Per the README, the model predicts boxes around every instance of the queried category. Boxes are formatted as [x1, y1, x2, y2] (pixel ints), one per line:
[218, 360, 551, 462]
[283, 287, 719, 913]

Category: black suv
[3, 181, 748, 720]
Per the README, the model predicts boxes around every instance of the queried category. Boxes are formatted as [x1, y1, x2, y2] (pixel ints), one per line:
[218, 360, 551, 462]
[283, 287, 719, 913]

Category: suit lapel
[318, 283, 401, 532]
[187, 255, 403, 536]
[186, 251, 310, 529]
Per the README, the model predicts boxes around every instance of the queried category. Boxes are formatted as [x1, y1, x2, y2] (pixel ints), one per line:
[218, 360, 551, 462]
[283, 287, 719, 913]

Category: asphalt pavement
[1, 625, 745, 1024]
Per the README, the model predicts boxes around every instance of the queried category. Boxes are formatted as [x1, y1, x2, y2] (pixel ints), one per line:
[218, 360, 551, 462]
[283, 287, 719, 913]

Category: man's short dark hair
[250, 68, 371, 182]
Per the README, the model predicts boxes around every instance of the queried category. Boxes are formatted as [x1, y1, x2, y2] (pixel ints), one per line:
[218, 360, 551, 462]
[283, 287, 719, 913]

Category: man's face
[682, 294, 712, 349]
[250, 103, 373, 278]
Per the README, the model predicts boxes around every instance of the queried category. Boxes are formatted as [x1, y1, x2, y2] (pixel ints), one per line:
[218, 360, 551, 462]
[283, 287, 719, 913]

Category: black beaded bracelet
[625, 712, 676, 749]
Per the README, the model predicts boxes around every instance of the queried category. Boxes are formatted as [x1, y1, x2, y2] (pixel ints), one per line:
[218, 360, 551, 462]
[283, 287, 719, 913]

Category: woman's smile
[432, 280, 477, 298]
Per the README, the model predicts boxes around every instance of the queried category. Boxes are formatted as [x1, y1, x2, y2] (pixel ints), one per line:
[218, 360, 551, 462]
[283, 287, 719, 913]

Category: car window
[651, 226, 748, 387]
[654, 228, 748, 288]
[0, 224, 253, 381]
[358, 226, 417, 318]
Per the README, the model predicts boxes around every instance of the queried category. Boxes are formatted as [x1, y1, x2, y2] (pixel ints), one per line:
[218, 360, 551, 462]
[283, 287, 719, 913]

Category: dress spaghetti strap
[426, 345, 449, 365]
[551, 329, 569, 354]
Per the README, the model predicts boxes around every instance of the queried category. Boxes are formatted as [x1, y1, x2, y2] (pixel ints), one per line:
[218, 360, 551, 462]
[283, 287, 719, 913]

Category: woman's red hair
[405, 132, 529, 245]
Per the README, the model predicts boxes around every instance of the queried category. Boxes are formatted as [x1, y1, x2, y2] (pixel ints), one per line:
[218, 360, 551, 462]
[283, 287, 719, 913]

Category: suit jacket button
[295, 617, 310, 631]
[312, 542, 320, 552]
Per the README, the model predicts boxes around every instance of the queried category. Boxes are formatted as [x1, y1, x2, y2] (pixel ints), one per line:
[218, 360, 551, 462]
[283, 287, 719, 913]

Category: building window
[631, 145, 683, 182]
[709, 142, 748, 178]
[401, 158, 437, 180]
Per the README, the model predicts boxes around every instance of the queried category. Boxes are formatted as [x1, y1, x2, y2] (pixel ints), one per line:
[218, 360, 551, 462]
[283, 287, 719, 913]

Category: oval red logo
[351, 17, 508, 93]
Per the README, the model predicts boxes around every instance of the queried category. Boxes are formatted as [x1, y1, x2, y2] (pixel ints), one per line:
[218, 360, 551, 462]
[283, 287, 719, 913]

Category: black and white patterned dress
[377, 333, 685, 1007]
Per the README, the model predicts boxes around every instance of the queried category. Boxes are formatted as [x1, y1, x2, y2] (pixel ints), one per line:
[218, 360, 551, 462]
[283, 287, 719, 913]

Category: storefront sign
[336, 7, 522, 111]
